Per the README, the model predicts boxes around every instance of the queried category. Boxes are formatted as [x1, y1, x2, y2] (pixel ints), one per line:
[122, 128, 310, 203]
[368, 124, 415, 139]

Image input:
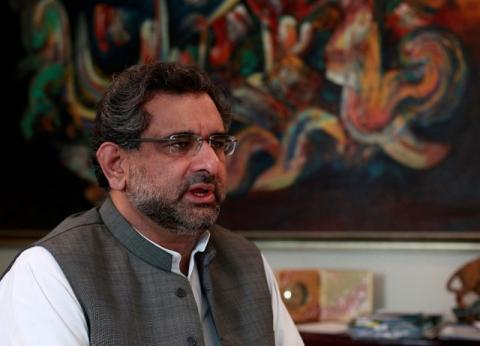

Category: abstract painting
[3, 0, 480, 239]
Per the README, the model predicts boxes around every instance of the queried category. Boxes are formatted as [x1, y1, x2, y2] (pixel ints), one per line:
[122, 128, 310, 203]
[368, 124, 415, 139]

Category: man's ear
[96, 142, 127, 191]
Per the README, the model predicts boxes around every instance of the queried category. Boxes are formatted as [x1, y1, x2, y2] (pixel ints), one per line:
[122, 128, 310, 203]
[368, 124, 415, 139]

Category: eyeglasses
[130, 133, 238, 157]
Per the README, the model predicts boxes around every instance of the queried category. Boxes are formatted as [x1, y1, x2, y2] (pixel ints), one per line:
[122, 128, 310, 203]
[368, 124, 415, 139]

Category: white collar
[135, 229, 211, 278]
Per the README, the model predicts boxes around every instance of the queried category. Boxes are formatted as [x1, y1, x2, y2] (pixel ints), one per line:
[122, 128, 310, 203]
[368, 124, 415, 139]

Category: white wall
[1, 241, 478, 322]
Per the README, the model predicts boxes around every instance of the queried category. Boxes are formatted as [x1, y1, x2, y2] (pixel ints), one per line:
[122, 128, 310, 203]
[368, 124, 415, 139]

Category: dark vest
[24, 198, 274, 346]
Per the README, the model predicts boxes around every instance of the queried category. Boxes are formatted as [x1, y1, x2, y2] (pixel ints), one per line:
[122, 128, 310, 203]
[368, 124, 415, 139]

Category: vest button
[175, 287, 187, 298]
[186, 336, 198, 346]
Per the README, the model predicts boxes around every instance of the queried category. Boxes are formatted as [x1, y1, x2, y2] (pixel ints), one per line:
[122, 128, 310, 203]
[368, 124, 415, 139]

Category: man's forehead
[143, 93, 224, 134]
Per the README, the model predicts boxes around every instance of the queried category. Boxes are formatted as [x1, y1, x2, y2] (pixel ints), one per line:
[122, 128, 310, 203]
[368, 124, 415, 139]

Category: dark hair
[91, 62, 232, 189]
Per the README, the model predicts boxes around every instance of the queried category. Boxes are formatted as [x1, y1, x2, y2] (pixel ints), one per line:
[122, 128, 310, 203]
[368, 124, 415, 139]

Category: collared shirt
[0, 234, 303, 345]
[136, 230, 220, 345]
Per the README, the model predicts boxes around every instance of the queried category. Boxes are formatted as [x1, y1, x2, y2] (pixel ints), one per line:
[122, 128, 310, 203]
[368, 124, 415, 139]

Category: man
[0, 62, 303, 345]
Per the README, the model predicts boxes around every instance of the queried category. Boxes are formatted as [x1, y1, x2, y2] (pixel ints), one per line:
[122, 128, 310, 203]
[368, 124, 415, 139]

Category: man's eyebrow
[160, 131, 195, 137]
[172, 131, 228, 136]
[154, 131, 228, 138]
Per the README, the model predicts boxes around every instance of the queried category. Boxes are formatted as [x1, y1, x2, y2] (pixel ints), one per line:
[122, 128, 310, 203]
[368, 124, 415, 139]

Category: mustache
[179, 172, 223, 201]
[187, 172, 217, 186]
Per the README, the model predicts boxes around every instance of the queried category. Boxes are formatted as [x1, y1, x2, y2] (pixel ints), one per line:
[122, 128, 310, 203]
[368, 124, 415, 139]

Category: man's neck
[110, 191, 202, 275]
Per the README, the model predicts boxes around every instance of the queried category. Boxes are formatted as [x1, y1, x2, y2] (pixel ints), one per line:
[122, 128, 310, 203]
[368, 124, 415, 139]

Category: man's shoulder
[211, 224, 250, 242]
[37, 206, 104, 245]
[210, 224, 261, 255]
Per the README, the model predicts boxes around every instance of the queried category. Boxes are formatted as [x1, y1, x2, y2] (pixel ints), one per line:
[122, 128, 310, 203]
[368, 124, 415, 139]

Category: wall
[1, 242, 479, 322]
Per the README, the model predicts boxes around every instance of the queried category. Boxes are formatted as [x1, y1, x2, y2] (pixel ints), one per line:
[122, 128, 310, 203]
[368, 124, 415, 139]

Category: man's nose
[190, 140, 222, 175]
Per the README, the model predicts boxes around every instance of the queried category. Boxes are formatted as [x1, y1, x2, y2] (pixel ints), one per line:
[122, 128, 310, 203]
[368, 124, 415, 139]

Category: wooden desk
[300, 332, 480, 346]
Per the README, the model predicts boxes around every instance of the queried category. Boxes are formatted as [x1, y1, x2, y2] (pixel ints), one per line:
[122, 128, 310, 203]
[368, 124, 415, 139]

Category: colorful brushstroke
[13, 0, 476, 230]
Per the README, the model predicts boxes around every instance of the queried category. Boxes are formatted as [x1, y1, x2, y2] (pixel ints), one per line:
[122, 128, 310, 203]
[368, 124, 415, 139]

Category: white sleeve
[0, 246, 89, 346]
[262, 255, 304, 346]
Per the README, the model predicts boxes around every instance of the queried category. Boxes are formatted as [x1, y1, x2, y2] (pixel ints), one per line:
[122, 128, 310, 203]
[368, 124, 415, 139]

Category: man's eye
[169, 139, 193, 153]
[210, 139, 226, 150]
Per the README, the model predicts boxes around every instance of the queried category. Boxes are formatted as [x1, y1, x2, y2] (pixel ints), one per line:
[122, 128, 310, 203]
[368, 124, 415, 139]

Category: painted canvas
[3, 0, 480, 237]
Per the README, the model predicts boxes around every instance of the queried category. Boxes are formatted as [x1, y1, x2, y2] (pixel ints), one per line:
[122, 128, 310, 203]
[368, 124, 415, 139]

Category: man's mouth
[185, 183, 216, 204]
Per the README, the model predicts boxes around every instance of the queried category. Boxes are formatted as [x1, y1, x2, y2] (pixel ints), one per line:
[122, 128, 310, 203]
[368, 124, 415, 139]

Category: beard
[125, 165, 225, 235]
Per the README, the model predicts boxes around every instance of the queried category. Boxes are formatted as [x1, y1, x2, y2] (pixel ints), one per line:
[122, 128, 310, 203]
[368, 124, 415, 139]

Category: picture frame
[2, 0, 479, 244]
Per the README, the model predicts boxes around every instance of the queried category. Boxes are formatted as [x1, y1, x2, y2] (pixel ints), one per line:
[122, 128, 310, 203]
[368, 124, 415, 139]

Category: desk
[300, 332, 480, 346]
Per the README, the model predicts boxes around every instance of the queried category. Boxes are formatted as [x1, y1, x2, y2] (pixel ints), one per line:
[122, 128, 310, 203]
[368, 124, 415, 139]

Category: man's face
[124, 92, 228, 235]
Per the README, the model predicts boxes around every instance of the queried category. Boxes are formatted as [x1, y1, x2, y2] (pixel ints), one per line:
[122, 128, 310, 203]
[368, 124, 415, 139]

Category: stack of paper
[348, 313, 442, 340]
